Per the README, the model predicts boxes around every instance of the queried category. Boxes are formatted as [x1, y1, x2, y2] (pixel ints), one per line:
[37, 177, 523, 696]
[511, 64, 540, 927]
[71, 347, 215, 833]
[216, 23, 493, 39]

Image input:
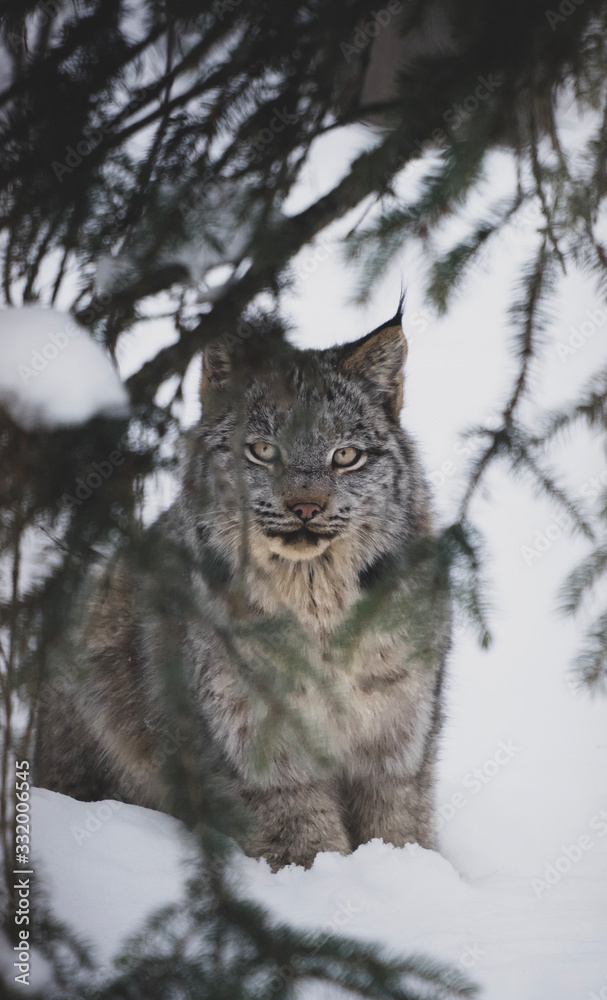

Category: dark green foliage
[2, 0, 607, 996]
[425, 193, 522, 315]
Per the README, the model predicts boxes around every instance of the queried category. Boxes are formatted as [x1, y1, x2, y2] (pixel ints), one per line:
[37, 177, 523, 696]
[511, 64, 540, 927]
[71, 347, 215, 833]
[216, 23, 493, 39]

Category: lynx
[36, 307, 450, 870]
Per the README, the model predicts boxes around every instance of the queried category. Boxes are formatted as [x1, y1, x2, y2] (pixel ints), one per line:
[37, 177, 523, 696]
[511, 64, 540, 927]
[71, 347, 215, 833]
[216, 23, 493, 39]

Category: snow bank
[31, 778, 607, 1000]
[0, 306, 129, 430]
[31, 789, 187, 960]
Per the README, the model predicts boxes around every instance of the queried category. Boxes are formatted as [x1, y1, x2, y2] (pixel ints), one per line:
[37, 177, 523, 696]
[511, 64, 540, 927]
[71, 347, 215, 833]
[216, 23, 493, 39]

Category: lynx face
[189, 311, 427, 579]
[236, 373, 396, 562]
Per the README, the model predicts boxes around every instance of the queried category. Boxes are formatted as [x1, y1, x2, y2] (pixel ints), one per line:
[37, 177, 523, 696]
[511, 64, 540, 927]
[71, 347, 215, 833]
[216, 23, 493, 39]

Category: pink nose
[290, 502, 322, 522]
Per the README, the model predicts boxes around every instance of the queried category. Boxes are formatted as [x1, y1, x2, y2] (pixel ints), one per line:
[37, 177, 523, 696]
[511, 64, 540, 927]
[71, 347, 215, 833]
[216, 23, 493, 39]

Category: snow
[0, 306, 129, 430]
[31, 789, 188, 962]
[30, 692, 607, 1000]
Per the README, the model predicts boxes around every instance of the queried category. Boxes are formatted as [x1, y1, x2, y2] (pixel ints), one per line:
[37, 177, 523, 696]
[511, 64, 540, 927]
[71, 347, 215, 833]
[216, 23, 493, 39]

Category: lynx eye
[247, 441, 280, 464]
[332, 447, 365, 470]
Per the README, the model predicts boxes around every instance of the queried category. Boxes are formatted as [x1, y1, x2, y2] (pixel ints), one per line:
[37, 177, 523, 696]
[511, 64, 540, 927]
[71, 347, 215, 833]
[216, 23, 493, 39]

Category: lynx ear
[339, 314, 407, 419]
[200, 339, 232, 395]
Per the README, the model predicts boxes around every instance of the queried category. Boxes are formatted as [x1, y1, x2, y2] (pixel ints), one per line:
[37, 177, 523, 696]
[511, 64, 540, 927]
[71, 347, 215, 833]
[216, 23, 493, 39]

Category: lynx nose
[289, 502, 322, 522]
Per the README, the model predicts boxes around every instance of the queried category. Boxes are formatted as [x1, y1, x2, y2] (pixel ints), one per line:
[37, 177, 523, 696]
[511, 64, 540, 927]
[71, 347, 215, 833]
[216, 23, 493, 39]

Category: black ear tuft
[338, 300, 407, 419]
[393, 287, 406, 328]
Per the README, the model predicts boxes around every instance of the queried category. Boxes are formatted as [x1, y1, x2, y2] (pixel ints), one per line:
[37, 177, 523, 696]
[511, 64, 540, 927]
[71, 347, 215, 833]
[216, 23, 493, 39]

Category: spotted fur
[35, 311, 450, 870]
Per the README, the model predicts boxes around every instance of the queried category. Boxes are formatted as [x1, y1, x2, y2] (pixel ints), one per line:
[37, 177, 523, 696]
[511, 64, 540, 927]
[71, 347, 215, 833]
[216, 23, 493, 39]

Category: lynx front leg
[341, 764, 437, 853]
[243, 780, 351, 871]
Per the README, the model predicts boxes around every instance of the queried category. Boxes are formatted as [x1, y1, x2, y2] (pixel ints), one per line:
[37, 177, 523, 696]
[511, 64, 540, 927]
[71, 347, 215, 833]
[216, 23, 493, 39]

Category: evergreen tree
[1, 0, 607, 995]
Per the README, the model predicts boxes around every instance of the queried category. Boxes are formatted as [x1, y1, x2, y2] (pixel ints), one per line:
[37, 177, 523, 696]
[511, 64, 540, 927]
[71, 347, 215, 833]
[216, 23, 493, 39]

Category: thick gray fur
[35, 310, 450, 870]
